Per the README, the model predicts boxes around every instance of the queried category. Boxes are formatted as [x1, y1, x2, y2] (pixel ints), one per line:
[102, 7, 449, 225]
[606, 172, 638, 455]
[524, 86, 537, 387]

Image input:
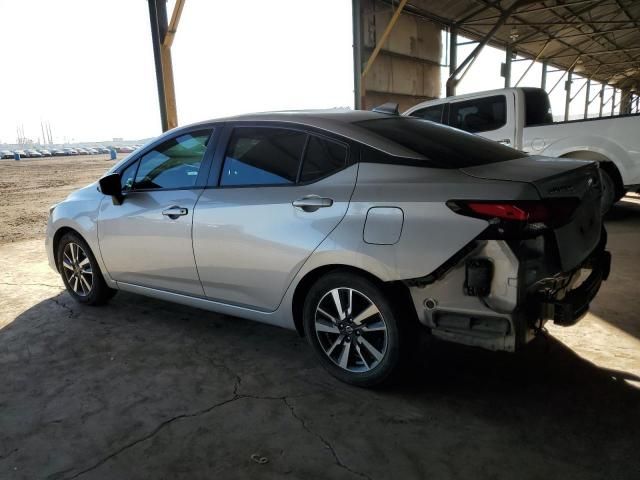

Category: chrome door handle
[292, 196, 333, 212]
[498, 138, 511, 145]
[162, 206, 188, 219]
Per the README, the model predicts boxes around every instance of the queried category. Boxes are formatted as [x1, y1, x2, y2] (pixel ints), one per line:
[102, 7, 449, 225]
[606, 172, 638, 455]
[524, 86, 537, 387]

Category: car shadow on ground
[1, 290, 639, 479]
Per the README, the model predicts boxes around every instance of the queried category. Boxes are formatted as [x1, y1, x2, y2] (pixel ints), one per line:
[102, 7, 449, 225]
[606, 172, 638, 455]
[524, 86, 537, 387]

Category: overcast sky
[0, 0, 617, 144]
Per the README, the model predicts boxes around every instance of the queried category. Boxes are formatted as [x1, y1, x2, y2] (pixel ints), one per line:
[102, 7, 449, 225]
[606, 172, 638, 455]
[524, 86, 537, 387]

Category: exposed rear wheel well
[560, 151, 624, 200]
[291, 265, 418, 336]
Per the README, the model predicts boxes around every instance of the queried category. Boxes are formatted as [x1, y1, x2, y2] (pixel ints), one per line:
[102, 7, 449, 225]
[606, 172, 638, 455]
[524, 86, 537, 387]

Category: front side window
[132, 129, 212, 190]
[221, 127, 306, 186]
[120, 160, 138, 192]
[300, 136, 347, 183]
[409, 104, 444, 123]
[448, 95, 506, 133]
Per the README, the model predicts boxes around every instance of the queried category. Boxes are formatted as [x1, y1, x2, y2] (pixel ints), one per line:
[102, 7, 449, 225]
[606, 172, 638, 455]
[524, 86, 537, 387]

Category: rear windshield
[355, 117, 523, 168]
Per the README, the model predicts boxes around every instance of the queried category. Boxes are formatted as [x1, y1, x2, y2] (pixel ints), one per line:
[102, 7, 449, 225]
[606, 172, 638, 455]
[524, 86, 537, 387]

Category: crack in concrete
[51, 298, 75, 319]
[282, 397, 373, 480]
[60, 381, 370, 480]
[62, 379, 243, 480]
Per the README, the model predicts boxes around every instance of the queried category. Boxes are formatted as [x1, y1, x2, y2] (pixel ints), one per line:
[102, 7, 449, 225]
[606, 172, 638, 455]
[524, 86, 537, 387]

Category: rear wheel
[302, 272, 405, 387]
[57, 232, 116, 305]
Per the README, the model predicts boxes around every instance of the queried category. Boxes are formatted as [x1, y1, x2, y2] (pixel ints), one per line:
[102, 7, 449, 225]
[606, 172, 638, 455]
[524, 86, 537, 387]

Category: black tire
[302, 271, 407, 387]
[599, 169, 616, 215]
[57, 231, 117, 305]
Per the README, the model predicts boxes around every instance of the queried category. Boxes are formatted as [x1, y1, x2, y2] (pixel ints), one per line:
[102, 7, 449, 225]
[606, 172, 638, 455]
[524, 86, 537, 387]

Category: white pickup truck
[404, 87, 640, 210]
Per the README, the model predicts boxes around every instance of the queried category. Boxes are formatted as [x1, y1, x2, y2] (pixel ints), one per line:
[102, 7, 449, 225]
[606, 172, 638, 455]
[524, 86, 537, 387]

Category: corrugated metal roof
[392, 0, 640, 89]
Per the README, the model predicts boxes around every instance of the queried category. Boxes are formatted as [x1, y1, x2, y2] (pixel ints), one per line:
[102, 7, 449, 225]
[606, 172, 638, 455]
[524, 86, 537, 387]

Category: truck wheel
[599, 169, 616, 215]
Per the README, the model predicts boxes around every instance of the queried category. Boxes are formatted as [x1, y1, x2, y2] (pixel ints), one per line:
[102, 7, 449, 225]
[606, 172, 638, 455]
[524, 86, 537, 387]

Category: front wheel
[57, 232, 117, 305]
[302, 272, 406, 387]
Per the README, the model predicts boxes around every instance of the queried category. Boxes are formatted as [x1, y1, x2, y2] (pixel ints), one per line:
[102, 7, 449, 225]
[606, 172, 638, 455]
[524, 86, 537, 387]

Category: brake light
[448, 199, 579, 228]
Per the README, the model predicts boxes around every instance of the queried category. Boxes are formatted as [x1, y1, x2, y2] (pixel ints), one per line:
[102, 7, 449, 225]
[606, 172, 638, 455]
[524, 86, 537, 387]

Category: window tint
[133, 130, 211, 190]
[221, 127, 306, 186]
[355, 117, 523, 168]
[300, 136, 347, 183]
[120, 161, 138, 191]
[523, 88, 553, 126]
[449, 95, 506, 133]
[409, 104, 444, 123]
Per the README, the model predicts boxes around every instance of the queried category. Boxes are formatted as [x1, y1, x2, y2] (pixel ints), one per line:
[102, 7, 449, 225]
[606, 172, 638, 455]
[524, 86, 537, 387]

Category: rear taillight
[447, 198, 579, 230]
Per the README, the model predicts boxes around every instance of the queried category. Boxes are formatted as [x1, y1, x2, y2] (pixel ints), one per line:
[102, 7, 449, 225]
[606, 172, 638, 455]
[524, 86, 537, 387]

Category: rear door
[192, 124, 358, 311]
[447, 93, 516, 147]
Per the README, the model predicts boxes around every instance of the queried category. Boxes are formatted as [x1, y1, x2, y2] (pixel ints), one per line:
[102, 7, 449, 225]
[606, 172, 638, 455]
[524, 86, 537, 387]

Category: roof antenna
[372, 103, 399, 115]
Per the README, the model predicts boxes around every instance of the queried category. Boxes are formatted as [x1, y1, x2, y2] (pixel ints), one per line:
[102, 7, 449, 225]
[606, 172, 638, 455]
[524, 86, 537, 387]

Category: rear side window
[449, 95, 506, 133]
[523, 88, 553, 126]
[300, 136, 347, 183]
[355, 117, 522, 168]
[221, 128, 306, 186]
[409, 104, 444, 123]
[133, 130, 212, 190]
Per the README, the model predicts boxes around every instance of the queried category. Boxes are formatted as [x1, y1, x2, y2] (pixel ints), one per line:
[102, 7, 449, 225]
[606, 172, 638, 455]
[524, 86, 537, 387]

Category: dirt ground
[0, 155, 121, 244]
[0, 156, 639, 479]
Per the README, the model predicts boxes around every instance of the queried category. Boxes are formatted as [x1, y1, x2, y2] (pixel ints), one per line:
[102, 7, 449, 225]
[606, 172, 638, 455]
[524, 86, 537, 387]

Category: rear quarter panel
[298, 163, 540, 282]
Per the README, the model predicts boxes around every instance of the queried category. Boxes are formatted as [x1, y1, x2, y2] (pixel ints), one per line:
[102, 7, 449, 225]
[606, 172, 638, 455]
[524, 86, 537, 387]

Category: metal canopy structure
[358, 0, 640, 115]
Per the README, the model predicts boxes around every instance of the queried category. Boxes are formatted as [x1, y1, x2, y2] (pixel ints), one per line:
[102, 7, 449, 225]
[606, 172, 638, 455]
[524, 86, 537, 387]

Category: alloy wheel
[62, 242, 93, 297]
[314, 287, 388, 373]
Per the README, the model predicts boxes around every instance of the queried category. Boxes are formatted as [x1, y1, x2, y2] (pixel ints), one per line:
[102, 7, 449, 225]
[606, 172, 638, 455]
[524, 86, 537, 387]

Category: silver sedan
[46, 110, 610, 386]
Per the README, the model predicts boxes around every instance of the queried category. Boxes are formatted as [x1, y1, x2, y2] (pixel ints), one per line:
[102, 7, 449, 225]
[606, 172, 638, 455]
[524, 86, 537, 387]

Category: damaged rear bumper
[537, 246, 611, 327]
[406, 234, 611, 353]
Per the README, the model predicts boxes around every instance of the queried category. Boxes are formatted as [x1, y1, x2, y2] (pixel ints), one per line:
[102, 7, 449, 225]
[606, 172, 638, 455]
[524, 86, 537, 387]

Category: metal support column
[503, 46, 512, 88]
[564, 68, 573, 121]
[148, 0, 183, 132]
[541, 60, 547, 90]
[447, 26, 457, 97]
[446, 0, 526, 97]
[148, 0, 168, 132]
[611, 88, 616, 116]
[583, 79, 591, 119]
[352, 0, 362, 109]
[599, 84, 605, 117]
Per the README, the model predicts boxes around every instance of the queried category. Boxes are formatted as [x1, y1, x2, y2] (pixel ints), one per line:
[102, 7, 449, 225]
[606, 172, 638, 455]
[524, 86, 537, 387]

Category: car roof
[170, 109, 427, 160]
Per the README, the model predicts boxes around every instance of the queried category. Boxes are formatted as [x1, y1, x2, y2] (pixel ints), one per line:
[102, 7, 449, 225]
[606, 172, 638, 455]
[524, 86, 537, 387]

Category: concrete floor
[1, 200, 639, 480]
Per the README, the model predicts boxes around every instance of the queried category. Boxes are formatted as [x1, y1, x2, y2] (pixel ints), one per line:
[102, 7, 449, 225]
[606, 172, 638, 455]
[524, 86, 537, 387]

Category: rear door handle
[162, 206, 189, 219]
[292, 196, 333, 212]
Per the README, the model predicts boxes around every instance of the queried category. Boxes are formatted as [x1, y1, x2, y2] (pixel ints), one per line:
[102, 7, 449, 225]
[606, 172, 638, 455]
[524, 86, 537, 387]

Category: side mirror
[99, 173, 124, 205]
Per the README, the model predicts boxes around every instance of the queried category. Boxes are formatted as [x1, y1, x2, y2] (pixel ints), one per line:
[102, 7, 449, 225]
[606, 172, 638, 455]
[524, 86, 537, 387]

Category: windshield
[355, 117, 524, 168]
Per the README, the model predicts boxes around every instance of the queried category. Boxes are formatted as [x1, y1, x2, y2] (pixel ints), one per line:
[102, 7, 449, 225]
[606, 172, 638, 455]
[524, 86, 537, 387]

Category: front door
[192, 126, 357, 311]
[98, 128, 214, 295]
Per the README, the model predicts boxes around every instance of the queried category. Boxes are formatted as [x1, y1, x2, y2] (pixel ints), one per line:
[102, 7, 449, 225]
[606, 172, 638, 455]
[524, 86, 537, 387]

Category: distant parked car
[86, 148, 99, 155]
[27, 149, 43, 157]
[117, 146, 135, 153]
[39, 149, 52, 157]
[14, 149, 28, 157]
[63, 148, 78, 155]
[52, 149, 66, 156]
[96, 146, 110, 154]
[1, 150, 13, 159]
[75, 148, 89, 155]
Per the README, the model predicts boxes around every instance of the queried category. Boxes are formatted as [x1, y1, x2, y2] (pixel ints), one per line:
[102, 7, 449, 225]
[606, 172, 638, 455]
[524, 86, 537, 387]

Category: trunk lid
[461, 156, 603, 271]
